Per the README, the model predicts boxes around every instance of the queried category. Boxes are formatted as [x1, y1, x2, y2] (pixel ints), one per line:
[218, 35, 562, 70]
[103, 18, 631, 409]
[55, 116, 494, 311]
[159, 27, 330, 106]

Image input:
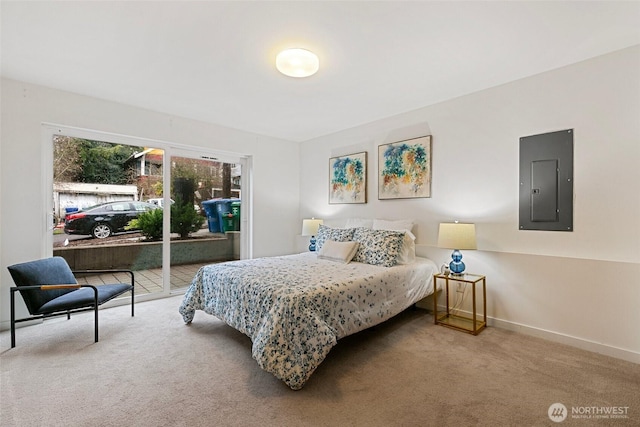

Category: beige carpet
[1, 295, 638, 426]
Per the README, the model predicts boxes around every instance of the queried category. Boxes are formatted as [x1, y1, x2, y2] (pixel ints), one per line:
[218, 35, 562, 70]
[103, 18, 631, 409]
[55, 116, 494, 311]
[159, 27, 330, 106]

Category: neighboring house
[126, 148, 241, 202]
[129, 148, 164, 178]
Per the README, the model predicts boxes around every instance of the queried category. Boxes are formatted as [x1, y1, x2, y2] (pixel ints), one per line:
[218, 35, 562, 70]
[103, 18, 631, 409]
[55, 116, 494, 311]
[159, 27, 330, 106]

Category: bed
[179, 225, 438, 390]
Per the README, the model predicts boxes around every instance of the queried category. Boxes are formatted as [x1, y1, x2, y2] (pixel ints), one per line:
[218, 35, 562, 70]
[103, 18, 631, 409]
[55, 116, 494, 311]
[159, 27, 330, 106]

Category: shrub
[171, 201, 204, 239]
[126, 201, 204, 240]
[126, 208, 163, 240]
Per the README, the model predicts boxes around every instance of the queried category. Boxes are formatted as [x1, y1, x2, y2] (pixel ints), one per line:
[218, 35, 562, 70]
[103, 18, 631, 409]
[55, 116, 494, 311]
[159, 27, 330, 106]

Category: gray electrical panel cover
[519, 129, 573, 231]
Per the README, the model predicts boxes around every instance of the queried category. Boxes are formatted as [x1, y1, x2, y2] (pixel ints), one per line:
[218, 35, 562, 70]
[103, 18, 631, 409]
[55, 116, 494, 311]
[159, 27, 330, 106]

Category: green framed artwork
[329, 151, 367, 204]
[378, 135, 431, 199]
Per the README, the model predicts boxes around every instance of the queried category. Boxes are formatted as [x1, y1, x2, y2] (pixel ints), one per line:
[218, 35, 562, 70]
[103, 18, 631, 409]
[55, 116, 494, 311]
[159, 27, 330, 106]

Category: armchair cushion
[37, 284, 133, 314]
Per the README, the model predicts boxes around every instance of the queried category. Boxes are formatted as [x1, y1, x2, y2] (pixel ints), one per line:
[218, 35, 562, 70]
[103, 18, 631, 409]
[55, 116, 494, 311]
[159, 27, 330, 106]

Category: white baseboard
[1, 319, 34, 331]
[421, 303, 639, 365]
[488, 317, 640, 364]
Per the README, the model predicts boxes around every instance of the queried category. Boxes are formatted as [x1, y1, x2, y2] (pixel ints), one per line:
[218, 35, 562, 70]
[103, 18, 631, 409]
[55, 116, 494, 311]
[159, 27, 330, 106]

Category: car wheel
[92, 223, 112, 239]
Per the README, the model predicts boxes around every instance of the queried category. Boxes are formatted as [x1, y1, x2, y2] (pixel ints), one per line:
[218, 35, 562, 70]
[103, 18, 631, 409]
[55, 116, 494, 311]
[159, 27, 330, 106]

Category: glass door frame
[42, 123, 252, 301]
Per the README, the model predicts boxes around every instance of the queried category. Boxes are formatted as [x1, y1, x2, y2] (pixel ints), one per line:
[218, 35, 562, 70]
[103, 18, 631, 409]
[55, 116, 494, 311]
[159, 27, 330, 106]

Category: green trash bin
[221, 212, 235, 232]
[231, 201, 241, 231]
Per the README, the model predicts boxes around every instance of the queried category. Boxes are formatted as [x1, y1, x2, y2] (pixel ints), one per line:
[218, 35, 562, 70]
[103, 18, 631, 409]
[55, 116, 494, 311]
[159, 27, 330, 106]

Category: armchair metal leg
[127, 270, 135, 317]
[10, 289, 16, 348]
[94, 305, 99, 343]
[92, 286, 99, 343]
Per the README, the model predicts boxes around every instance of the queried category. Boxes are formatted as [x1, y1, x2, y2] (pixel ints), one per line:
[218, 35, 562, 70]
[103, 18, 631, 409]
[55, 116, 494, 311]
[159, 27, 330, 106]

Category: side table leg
[433, 275, 438, 324]
[472, 280, 477, 334]
[482, 278, 487, 327]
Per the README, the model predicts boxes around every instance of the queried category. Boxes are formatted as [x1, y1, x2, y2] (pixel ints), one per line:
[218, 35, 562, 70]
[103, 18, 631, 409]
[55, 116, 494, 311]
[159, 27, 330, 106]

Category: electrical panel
[519, 129, 573, 231]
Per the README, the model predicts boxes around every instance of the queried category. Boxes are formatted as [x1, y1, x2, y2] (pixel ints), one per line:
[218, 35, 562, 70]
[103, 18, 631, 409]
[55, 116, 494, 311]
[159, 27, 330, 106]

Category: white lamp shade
[301, 218, 323, 236]
[276, 48, 319, 78]
[437, 223, 477, 250]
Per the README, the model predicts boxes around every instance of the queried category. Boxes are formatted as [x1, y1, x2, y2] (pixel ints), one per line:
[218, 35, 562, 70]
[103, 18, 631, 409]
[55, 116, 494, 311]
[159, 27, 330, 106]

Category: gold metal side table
[433, 273, 486, 335]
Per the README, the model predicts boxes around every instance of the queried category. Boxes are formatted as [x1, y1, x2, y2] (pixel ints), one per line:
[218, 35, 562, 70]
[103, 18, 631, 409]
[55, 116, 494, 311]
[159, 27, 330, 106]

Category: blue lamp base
[449, 249, 466, 276]
[308, 236, 317, 252]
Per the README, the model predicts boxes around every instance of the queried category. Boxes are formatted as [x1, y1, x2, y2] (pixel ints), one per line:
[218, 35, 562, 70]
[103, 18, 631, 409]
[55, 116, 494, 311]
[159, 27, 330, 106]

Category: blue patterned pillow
[352, 228, 405, 267]
[315, 225, 355, 252]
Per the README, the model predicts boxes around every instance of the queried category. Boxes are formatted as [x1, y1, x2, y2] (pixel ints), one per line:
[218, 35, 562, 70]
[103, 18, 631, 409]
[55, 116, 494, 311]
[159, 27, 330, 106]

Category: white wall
[299, 46, 640, 362]
[0, 78, 300, 328]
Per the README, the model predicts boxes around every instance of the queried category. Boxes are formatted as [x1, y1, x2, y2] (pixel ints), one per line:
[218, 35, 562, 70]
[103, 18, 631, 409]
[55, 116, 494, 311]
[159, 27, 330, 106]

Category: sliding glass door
[46, 125, 250, 300]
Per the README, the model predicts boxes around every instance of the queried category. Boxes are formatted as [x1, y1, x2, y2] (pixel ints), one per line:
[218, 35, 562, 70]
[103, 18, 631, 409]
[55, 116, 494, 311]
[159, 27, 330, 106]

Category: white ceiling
[2, 1, 639, 142]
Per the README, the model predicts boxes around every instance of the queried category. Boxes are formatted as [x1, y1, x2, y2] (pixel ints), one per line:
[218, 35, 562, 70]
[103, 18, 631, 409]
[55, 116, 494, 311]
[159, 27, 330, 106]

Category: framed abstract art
[329, 151, 367, 204]
[378, 136, 431, 199]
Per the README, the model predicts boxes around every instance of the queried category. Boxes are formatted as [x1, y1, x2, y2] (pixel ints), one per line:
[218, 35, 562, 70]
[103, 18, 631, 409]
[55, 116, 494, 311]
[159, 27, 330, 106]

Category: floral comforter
[179, 252, 437, 390]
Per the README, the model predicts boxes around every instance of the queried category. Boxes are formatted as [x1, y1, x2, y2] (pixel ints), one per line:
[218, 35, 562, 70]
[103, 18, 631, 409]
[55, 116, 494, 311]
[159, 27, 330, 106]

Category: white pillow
[396, 230, 416, 265]
[344, 218, 373, 229]
[317, 239, 360, 264]
[372, 219, 414, 232]
[372, 219, 416, 264]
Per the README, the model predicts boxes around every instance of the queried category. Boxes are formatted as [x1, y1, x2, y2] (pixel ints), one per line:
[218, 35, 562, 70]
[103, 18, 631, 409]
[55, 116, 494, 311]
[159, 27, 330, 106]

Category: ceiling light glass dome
[276, 48, 319, 78]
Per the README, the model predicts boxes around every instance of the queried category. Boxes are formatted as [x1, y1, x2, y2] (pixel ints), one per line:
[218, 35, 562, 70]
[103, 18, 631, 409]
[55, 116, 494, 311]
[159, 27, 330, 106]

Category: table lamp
[301, 218, 323, 251]
[437, 222, 477, 275]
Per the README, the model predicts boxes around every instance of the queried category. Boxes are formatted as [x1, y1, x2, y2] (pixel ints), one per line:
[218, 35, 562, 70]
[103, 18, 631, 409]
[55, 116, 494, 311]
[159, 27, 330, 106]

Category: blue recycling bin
[64, 207, 78, 219]
[201, 200, 221, 233]
[215, 199, 233, 232]
[202, 198, 240, 233]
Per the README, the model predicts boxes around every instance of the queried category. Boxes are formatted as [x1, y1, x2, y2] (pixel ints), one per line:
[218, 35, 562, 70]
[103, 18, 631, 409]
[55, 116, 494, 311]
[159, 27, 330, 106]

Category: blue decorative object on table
[449, 249, 466, 275]
[308, 236, 317, 252]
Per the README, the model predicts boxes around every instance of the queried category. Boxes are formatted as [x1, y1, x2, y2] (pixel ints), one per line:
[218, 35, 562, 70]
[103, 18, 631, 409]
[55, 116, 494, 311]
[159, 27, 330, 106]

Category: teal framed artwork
[378, 136, 432, 199]
[329, 151, 367, 204]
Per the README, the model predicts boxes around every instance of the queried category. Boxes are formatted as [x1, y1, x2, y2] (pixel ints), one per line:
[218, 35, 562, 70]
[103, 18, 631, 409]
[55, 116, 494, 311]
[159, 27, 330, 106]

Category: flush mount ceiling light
[276, 48, 319, 78]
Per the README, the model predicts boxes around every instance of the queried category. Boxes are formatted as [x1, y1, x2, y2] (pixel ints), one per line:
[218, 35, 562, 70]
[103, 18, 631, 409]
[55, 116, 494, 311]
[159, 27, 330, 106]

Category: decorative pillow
[315, 224, 355, 252]
[317, 240, 360, 264]
[352, 228, 405, 267]
[344, 218, 373, 229]
[373, 219, 416, 264]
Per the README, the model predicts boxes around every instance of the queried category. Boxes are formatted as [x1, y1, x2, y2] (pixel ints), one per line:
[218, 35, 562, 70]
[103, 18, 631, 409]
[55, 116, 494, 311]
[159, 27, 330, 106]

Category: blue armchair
[8, 256, 134, 348]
